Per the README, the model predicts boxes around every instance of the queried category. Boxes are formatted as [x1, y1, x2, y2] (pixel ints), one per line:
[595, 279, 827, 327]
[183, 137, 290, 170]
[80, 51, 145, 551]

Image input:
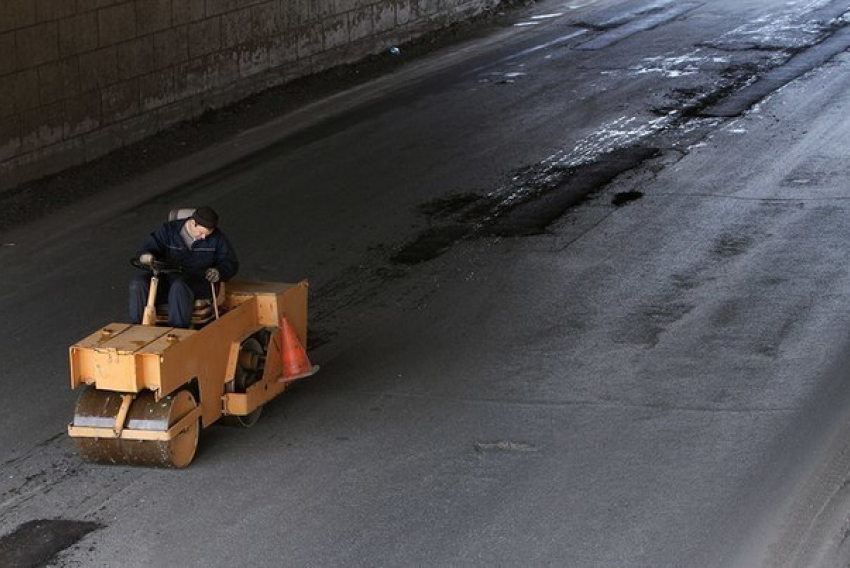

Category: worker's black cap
[191, 206, 218, 230]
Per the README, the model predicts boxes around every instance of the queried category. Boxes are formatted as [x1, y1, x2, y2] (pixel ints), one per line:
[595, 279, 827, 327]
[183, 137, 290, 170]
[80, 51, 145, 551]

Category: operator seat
[155, 208, 226, 328]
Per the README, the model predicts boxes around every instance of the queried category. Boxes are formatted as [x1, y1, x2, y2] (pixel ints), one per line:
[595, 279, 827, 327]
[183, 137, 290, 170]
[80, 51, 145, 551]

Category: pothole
[612, 190, 645, 206]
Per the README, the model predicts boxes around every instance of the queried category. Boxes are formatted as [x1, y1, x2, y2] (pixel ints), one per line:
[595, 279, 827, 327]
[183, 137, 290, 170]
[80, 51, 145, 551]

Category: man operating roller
[129, 206, 238, 328]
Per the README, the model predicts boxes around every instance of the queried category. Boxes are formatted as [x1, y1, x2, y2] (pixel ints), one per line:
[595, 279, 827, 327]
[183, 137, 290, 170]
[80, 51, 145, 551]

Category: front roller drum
[72, 386, 200, 468]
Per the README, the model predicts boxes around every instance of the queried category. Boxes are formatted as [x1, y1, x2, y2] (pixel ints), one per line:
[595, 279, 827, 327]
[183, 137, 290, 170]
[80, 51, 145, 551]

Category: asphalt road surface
[3, 0, 850, 565]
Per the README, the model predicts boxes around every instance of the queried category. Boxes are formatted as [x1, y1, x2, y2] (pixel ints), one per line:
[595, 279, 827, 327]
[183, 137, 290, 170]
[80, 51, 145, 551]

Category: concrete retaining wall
[0, 0, 501, 192]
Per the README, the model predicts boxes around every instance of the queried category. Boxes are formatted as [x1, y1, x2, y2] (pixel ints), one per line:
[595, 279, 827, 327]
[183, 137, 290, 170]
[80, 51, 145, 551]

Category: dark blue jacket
[139, 220, 238, 286]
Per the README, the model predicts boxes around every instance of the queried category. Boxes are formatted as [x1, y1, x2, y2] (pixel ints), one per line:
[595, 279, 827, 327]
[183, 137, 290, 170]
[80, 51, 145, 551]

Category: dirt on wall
[0, 1, 533, 235]
[0, 0, 525, 197]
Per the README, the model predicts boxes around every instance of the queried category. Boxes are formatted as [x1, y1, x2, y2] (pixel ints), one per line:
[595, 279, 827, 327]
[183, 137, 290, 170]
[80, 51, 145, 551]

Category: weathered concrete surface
[0, 0, 502, 192]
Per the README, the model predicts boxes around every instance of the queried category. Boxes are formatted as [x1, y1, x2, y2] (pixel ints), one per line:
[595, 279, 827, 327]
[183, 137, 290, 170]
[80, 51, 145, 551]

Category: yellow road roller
[67, 277, 318, 468]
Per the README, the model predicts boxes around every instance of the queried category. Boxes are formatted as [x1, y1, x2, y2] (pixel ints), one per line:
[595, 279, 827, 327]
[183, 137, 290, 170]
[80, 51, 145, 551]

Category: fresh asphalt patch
[576, 0, 677, 30]
[701, 24, 850, 117]
[483, 147, 661, 237]
[576, 2, 702, 51]
[391, 146, 660, 264]
[0, 519, 102, 568]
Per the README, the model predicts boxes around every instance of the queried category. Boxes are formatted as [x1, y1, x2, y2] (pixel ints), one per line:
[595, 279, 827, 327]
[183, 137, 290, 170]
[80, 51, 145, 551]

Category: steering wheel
[130, 257, 182, 275]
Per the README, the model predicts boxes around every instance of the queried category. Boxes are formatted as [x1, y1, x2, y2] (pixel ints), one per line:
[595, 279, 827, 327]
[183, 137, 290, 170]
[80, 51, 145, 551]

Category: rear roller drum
[72, 386, 200, 468]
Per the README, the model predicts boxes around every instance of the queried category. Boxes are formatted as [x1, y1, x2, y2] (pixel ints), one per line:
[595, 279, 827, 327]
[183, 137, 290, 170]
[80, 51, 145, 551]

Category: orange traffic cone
[278, 317, 318, 382]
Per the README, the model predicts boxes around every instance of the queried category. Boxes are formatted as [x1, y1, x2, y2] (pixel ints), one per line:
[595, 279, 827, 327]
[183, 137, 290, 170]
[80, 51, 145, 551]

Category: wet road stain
[418, 193, 483, 217]
[618, 302, 695, 348]
[0, 519, 102, 568]
[671, 273, 699, 292]
[711, 233, 754, 259]
[307, 327, 337, 350]
[391, 225, 471, 265]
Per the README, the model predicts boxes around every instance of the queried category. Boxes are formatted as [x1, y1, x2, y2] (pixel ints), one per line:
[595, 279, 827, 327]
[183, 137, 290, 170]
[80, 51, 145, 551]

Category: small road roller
[67, 274, 318, 468]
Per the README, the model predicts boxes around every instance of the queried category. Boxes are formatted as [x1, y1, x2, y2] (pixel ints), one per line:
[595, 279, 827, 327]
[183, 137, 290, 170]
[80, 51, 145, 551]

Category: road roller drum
[72, 387, 200, 468]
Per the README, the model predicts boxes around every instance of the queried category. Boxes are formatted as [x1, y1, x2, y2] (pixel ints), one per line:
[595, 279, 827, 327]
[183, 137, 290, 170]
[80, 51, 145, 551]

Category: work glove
[205, 267, 220, 283]
[139, 253, 154, 266]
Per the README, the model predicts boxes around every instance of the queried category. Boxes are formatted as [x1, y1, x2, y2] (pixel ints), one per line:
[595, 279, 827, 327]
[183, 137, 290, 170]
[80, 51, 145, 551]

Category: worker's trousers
[129, 273, 196, 328]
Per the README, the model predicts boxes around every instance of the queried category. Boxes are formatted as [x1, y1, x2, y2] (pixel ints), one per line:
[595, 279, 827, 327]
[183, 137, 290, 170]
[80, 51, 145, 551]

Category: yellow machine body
[67, 280, 313, 467]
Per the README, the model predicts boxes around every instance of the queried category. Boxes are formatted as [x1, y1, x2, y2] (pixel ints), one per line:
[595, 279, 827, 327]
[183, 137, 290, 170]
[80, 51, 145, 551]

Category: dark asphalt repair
[701, 23, 850, 117]
[387, 3, 850, 266]
[391, 147, 660, 264]
[0, 519, 102, 568]
[576, 2, 701, 51]
[575, 0, 679, 30]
